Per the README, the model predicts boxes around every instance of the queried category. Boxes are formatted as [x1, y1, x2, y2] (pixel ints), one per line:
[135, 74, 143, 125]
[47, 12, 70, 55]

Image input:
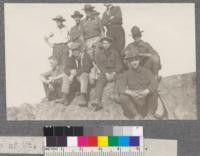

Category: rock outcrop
[7, 72, 197, 120]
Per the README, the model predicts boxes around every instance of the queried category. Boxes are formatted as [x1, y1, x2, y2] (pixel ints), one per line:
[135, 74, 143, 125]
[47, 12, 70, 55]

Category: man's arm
[44, 33, 54, 48]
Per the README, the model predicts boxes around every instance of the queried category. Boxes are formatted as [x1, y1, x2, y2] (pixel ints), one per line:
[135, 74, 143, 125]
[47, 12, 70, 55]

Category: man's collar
[131, 66, 142, 73]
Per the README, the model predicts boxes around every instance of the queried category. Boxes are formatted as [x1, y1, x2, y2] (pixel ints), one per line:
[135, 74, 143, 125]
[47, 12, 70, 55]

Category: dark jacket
[119, 66, 158, 94]
[102, 6, 122, 27]
[95, 47, 123, 74]
[123, 40, 159, 57]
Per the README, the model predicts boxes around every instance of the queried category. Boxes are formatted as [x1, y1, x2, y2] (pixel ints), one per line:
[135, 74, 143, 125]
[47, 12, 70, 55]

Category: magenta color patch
[78, 136, 88, 147]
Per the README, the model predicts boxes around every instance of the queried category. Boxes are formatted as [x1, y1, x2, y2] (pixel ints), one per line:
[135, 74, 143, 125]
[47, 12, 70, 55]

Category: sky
[4, 3, 196, 107]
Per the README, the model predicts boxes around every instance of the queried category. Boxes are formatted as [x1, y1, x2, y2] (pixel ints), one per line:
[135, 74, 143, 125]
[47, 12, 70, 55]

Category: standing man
[44, 15, 70, 66]
[92, 37, 123, 111]
[118, 51, 158, 119]
[69, 11, 84, 43]
[81, 4, 104, 59]
[102, 3, 125, 55]
[123, 26, 161, 78]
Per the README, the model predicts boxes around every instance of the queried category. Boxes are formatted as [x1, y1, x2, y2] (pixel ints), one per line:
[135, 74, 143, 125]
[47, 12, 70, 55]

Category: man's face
[72, 48, 81, 58]
[132, 34, 141, 42]
[102, 40, 111, 50]
[74, 17, 81, 24]
[85, 10, 92, 17]
[56, 21, 63, 28]
[49, 59, 58, 68]
[128, 57, 140, 69]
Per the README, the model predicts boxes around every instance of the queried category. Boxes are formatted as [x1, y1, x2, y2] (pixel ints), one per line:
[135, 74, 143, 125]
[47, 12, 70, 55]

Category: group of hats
[52, 4, 96, 22]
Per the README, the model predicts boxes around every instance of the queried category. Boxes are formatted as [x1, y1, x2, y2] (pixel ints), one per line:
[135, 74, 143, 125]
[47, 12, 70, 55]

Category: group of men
[41, 4, 161, 119]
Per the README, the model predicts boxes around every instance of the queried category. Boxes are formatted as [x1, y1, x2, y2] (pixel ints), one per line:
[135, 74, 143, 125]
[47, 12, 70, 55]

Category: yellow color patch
[98, 136, 108, 147]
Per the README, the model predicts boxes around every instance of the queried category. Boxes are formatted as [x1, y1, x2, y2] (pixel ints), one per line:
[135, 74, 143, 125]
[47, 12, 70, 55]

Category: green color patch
[108, 136, 119, 146]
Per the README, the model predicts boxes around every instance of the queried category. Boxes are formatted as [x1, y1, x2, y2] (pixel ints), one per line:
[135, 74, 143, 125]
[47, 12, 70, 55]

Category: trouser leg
[95, 74, 107, 106]
[77, 73, 89, 94]
[61, 74, 72, 94]
[107, 26, 125, 55]
[146, 92, 158, 115]
[119, 94, 139, 118]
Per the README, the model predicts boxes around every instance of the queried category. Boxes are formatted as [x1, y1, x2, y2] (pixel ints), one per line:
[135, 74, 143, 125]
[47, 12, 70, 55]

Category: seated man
[123, 26, 161, 78]
[118, 51, 158, 119]
[70, 42, 93, 107]
[92, 37, 123, 112]
[40, 56, 62, 101]
[53, 42, 93, 106]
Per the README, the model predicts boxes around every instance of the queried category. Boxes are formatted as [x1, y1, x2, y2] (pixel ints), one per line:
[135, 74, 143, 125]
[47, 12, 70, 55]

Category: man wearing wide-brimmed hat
[102, 3, 125, 55]
[122, 26, 161, 78]
[81, 4, 104, 59]
[116, 50, 158, 119]
[69, 11, 84, 43]
[44, 15, 70, 66]
[91, 36, 123, 112]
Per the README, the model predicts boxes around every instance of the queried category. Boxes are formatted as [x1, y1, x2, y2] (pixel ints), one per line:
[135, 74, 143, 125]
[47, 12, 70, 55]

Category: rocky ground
[7, 72, 197, 120]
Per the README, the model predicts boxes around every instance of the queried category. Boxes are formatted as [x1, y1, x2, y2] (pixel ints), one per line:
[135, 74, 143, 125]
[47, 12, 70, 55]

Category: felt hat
[52, 15, 66, 22]
[71, 11, 83, 18]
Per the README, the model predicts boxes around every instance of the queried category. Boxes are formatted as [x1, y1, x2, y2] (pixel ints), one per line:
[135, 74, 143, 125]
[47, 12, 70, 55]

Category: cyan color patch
[119, 136, 130, 146]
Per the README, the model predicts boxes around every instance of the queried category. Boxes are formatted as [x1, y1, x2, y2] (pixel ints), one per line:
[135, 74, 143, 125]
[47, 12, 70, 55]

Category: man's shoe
[109, 94, 121, 104]
[78, 93, 88, 107]
[55, 94, 69, 106]
[94, 105, 103, 112]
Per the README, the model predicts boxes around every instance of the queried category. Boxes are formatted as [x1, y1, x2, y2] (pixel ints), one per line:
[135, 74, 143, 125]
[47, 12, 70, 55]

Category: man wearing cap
[81, 4, 104, 59]
[102, 3, 125, 55]
[69, 11, 84, 43]
[117, 50, 158, 119]
[91, 37, 123, 111]
[44, 15, 70, 66]
[123, 26, 161, 78]
[53, 42, 93, 106]
[70, 42, 93, 106]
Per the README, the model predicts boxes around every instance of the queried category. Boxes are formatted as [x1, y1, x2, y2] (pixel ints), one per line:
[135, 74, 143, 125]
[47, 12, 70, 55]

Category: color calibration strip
[44, 147, 144, 156]
[43, 126, 143, 136]
[44, 136, 143, 147]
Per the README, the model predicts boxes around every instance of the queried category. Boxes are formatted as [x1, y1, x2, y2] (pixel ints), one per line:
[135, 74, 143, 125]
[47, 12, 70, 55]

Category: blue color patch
[129, 136, 140, 146]
[119, 136, 130, 146]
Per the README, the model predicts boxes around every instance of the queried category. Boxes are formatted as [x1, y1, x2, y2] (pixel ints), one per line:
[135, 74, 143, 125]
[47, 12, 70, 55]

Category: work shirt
[49, 26, 70, 44]
[69, 23, 83, 42]
[120, 66, 158, 93]
[95, 48, 123, 74]
[102, 6, 122, 27]
[123, 40, 158, 56]
[81, 15, 103, 40]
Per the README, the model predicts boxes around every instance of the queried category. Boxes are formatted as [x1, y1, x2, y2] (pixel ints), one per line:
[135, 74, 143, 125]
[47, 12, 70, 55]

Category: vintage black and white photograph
[5, 3, 197, 120]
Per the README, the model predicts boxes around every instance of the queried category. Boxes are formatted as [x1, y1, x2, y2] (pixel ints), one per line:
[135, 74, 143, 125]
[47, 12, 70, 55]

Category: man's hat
[124, 47, 142, 60]
[131, 26, 144, 37]
[69, 42, 82, 50]
[52, 15, 66, 22]
[83, 4, 95, 11]
[71, 11, 83, 19]
[100, 36, 113, 43]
